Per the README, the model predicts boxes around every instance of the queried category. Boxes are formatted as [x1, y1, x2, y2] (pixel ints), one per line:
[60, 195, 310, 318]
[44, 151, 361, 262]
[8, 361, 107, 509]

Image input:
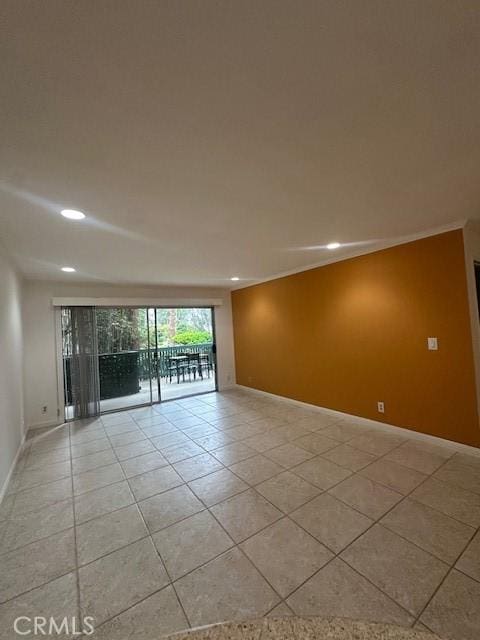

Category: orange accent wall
[232, 230, 480, 447]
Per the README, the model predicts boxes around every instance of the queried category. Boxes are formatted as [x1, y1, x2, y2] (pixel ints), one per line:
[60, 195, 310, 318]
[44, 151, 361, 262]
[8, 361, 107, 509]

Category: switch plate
[427, 337, 438, 350]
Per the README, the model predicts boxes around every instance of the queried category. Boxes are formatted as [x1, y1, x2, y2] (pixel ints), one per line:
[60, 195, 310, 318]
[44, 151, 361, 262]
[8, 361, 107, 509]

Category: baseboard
[0, 430, 26, 506]
[27, 419, 61, 431]
[235, 384, 480, 457]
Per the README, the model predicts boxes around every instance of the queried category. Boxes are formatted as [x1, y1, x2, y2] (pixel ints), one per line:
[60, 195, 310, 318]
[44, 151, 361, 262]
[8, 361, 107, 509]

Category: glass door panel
[156, 307, 217, 401]
[96, 307, 152, 413]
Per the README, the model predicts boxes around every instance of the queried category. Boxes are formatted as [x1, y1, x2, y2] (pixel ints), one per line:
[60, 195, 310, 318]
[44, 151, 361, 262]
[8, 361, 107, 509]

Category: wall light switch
[427, 337, 438, 350]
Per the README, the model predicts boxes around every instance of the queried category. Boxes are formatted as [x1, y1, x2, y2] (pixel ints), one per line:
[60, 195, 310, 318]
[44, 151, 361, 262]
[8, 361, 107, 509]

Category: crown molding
[231, 219, 467, 291]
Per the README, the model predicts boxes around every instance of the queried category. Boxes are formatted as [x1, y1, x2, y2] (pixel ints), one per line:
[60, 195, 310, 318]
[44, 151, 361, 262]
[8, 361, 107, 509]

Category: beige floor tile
[15, 460, 72, 492]
[453, 452, 480, 469]
[70, 428, 107, 446]
[267, 603, 294, 617]
[153, 510, 233, 580]
[211, 442, 257, 465]
[139, 484, 204, 533]
[226, 423, 268, 441]
[72, 450, 117, 475]
[385, 442, 447, 474]
[104, 423, 140, 437]
[320, 422, 366, 442]
[210, 489, 282, 542]
[264, 443, 314, 469]
[341, 524, 449, 615]
[102, 413, 137, 427]
[11, 477, 72, 516]
[113, 439, 156, 461]
[244, 431, 289, 453]
[229, 455, 283, 486]
[321, 444, 376, 472]
[256, 471, 320, 513]
[25, 448, 70, 469]
[120, 451, 168, 479]
[109, 431, 147, 448]
[136, 415, 172, 429]
[193, 432, 236, 450]
[359, 458, 427, 495]
[151, 432, 192, 451]
[241, 517, 333, 597]
[291, 493, 372, 553]
[347, 432, 406, 456]
[456, 529, 480, 582]
[286, 558, 414, 626]
[73, 463, 125, 496]
[175, 547, 280, 627]
[74, 480, 135, 524]
[433, 459, 480, 495]
[173, 453, 223, 482]
[295, 414, 340, 431]
[91, 585, 188, 639]
[0, 529, 75, 603]
[0, 496, 14, 522]
[188, 468, 248, 506]
[181, 424, 219, 440]
[420, 569, 480, 640]
[162, 442, 206, 463]
[272, 424, 312, 442]
[79, 538, 169, 626]
[293, 456, 352, 490]
[293, 433, 340, 455]
[0, 572, 78, 640]
[0, 499, 74, 553]
[411, 477, 480, 527]
[71, 438, 112, 459]
[141, 423, 178, 439]
[329, 474, 402, 520]
[128, 465, 183, 501]
[381, 498, 474, 564]
[76, 504, 148, 565]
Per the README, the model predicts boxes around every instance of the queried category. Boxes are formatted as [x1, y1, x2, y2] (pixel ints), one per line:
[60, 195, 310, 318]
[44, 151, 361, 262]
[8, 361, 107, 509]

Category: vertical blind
[68, 306, 100, 419]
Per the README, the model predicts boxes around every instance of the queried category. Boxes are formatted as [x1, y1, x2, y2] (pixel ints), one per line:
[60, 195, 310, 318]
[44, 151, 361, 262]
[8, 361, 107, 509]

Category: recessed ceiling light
[61, 209, 85, 220]
[61, 266, 76, 272]
[326, 242, 341, 250]
[230, 277, 240, 281]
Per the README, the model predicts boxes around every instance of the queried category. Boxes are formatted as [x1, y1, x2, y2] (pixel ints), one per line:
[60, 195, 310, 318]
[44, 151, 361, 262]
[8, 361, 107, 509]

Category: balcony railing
[64, 343, 214, 402]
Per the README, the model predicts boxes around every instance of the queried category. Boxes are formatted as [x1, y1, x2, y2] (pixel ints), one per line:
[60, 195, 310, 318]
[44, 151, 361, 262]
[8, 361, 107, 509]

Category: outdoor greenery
[62, 307, 213, 355]
[172, 329, 212, 344]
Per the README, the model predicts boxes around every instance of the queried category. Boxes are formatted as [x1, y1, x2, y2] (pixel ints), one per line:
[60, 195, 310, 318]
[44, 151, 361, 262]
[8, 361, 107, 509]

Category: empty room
[1, 2, 480, 640]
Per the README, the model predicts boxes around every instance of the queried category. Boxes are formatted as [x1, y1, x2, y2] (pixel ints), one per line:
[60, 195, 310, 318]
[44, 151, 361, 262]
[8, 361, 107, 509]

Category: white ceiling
[1, 1, 480, 287]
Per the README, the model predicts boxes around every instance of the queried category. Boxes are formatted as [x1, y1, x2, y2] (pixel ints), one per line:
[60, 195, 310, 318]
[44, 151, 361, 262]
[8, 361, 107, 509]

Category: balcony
[64, 343, 215, 416]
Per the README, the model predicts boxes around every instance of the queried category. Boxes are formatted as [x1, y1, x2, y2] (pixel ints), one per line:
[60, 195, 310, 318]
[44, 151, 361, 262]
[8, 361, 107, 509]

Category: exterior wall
[0, 249, 25, 498]
[22, 281, 235, 429]
[232, 230, 480, 447]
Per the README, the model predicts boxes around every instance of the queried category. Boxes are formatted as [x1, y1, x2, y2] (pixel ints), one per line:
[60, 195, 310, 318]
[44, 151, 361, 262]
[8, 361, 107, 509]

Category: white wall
[0, 249, 25, 499]
[22, 280, 236, 429]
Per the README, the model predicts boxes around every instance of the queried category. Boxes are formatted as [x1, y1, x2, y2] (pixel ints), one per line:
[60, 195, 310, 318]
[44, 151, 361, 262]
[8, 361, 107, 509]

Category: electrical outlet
[377, 401, 385, 413]
[42, 405, 48, 414]
[427, 337, 438, 350]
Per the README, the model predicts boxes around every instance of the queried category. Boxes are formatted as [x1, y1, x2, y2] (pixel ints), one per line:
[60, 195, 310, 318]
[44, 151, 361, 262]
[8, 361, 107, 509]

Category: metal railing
[64, 343, 214, 402]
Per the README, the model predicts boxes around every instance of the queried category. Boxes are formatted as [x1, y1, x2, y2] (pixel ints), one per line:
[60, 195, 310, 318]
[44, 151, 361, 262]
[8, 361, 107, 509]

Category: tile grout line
[67, 422, 83, 632]
[103, 418, 195, 632]
[2, 392, 479, 635]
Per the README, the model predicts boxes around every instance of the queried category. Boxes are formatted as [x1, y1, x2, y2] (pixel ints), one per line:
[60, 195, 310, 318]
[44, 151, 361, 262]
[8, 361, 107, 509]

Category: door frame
[59, 304, 219, 420]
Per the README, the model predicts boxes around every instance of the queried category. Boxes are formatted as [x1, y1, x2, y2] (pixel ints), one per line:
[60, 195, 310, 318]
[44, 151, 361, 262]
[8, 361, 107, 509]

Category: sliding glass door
[62, 306, 217, 420]
[155, 307, 217, 401]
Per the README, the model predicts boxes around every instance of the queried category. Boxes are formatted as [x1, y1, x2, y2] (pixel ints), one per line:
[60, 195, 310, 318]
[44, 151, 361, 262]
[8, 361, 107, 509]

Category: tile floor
[1, 389, 480, 639]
